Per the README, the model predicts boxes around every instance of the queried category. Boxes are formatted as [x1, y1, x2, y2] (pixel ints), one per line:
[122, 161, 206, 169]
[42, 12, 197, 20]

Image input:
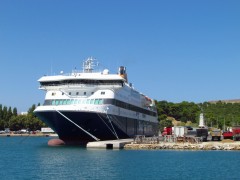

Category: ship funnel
[118, 66, 128, 82]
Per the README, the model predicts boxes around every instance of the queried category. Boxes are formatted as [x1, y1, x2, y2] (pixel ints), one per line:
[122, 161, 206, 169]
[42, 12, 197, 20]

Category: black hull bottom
[35, 110, 159, 144]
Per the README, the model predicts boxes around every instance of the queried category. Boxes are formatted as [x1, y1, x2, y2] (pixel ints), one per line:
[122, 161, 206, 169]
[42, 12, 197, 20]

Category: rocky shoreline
[124, 141, 240, 150]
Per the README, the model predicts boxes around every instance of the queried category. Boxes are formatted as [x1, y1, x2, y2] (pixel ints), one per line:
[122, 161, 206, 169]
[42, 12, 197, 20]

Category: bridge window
[99, 99, 103, 104]
[67, 99, 71, 105]
[82, 99, 86, 104]
[94, 99, 99, 105]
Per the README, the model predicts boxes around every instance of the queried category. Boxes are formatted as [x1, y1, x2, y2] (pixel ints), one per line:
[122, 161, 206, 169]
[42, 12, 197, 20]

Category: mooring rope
[55, 109, 100, 141]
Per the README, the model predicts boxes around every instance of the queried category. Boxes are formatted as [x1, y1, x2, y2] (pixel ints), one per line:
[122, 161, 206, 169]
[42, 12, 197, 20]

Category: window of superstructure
[76, 92, 79, 95]
[91, 92, 94, 95]
[63, 100, 67, 105]
[67, 99, 71, 105]
[94, 99, 99, 105]
[82, 99, 86, 104]
[45, 97, 156, 116]
[43, 100, 51, 106]
[84, 92, 86, 95]
[41, 80, 124, 86]
[69, 92, 71, 95]
[52, 92, 56, 96]
[104, 99, 113, 105]
[62, 92, 64, 95]
[99, 99, 103, 105]
[90, 99, 94, 104]
[101, 92, 105, 95]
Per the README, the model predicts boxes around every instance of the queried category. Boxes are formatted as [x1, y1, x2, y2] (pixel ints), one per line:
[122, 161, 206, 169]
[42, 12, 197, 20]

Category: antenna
[82, 57, 98, 73]
[51, 60, 53, 75]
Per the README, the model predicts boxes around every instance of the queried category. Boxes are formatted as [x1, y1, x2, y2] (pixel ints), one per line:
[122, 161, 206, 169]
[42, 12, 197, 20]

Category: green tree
[2, 106, 8, 127]
[0, 120, 4, 130]
[159, 119, 173, 132]
[28, 117, 46, 131]
[13, 107, 18, 116]
[0, 104, 2, 120]
[2, 106, 7, 120]
[9, 115, 26, 131]
[28, 104, 36, 117]
[7, 107, 13, 121]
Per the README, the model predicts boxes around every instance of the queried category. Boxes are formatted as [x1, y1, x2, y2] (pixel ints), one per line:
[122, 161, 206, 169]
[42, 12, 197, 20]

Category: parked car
[185, 126, 193, 130]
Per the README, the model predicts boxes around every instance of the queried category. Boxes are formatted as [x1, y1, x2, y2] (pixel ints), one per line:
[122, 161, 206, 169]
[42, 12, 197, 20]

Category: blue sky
[0, 0, 240, 112]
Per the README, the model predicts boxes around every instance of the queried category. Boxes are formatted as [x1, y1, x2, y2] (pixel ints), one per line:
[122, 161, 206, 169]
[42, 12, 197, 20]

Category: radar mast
[82, 57, 98, 73]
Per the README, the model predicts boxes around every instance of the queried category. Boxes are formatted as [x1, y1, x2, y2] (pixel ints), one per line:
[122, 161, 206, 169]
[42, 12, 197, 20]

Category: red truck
[162, 127, 172, 136]
[232, 126, 240, 141]
[222, 131, 233, 140]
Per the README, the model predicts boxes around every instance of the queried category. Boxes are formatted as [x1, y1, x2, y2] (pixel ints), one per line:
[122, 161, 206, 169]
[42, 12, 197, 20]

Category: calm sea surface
[0, 137, 240, 180]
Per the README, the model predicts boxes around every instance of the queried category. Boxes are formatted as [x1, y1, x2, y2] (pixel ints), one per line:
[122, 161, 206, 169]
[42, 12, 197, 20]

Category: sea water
[0, 137, 240, 180]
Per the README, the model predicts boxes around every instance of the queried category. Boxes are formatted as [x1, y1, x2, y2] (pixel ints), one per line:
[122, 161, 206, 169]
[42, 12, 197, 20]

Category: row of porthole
[51, 99, 104, 106]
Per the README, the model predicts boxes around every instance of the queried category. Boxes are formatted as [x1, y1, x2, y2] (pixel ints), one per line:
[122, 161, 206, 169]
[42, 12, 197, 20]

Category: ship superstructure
[34, 57, 159, 144]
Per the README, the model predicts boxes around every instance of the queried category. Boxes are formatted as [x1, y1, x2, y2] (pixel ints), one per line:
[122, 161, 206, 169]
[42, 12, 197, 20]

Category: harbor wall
[124, 141, 240, 150]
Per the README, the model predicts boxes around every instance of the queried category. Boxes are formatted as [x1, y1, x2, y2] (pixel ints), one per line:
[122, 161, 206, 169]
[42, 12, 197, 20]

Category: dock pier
[86, 139, 133, 149]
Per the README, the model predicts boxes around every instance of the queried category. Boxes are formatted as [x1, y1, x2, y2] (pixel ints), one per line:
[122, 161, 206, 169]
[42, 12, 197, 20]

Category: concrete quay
[87, 139, 133, 149]
[124, 141, 240, 150]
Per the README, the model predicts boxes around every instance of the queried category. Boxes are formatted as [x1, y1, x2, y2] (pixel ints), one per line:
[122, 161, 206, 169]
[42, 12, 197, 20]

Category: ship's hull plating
[35, 110, 159, 144]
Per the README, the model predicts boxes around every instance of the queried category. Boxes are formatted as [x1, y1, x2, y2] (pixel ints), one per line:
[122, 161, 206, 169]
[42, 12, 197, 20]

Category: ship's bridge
[38, 57, 129, 89]
[38, 73, 126, 89]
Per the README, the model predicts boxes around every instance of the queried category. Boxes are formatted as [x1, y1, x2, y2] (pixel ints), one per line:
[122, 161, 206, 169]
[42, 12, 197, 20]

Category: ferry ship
[34, 57, 159, 145]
